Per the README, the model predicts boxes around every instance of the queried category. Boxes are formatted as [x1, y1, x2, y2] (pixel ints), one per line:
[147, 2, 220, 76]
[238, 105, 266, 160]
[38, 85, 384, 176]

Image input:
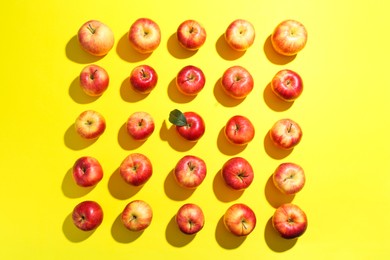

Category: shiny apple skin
[223, 203, 256, 236]
[176, 112, 205, 141]
[273, 162, 305, 195]
[176, 203, 205, 235]
[121, 200, 153, 231]
[128, 18, 161, 54]
[119, 153, 153, 186]
[130, 65, 158, 94]
[75, 110, 106, 139]
[126, 111, 155, 141]
[272, 203, 308, 239]
[176, 65, 206, 96]
[79, 64, 109, 96]
[177, 20, 206, 50]
[72, 200, 103, 231]
[222, 157, 254, 190]
[72, 156, 103, 187]
[77, 20, 114, 56]
[271, 69, 303, 102]
[221, 66, 254, 99]
[271, 19, 308, 56]
[224, 19, 255, 51]
[270, 118, 302, 150]
[224, 115, 255, 145]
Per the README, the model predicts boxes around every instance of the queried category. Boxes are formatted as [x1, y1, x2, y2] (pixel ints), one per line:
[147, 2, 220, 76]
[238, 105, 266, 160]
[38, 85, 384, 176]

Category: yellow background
[1, 0, 389, 259]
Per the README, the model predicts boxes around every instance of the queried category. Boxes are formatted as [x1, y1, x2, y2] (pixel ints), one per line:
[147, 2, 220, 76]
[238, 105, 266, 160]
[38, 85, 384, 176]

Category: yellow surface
[1, 0, 389, 259]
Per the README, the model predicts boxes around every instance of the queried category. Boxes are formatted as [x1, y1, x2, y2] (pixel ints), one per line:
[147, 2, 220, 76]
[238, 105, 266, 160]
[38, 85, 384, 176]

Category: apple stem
[138, 119, 144, 126]
[241, 220, 247, 230]
[187, 162, 196, 171]
[90, 69, 98, 80]
[287, 123, 293, 133]
[87, 23, 96, 34]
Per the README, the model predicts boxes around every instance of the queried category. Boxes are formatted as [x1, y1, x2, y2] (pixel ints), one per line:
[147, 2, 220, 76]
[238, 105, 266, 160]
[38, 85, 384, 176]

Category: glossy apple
[169, 109, 205, 141]
[126, 111, 155, 141]
[121, 200, 153, 231]
[222, 157, 254, 190]
[174, 155, 207, 189]
[224, 203, 256, 236]
[225, 19, 255, 51]
[221, 66, 254, 99]
[79, 64, 109, 96]
[269, 118, 302, 150]
[120, 153, 153, 186]
[272, 203, 308, 239]
[130, 65, 158, 94]
[77, 20, 114, 56]
[224, 115, 255, 145]
[177, 20, 206, 50]
[128, 18, 161, 54]
[273, 163, 305, 195]
[271, 69, 303, 102]
[271, 19, 308, 56]
[176, 65, 205, 96]
[72, 156, 103, 187]
[176, 203, 205, 235]
[75, 110, 106, 139]
[72, 200, 103, 231]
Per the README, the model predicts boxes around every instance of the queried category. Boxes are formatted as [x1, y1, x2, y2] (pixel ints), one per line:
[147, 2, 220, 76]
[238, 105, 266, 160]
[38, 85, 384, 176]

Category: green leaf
[169, 109, 187, 126]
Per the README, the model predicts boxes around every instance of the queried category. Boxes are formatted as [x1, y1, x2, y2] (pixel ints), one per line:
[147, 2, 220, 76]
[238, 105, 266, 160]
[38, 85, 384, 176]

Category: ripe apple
[269, 118, 302, 150]
[119, 153, 153, 186]
[272, 203, 308, 239]
[221, 66, 254, 99]
[128, 18, 161, 54]
[121, 200, 153, 232]
[273, 163, 305, 195]
[77, 20, 114, 56]
[224, 115, 255, 145]
[174, 155, 207, 189]
[271, 69, 303, 102]
[271, 19, 308, 56]
[225, 19, 255, 51]
[79, 64, 109, 96]
[75, 110, 106, 139]
[176, 65, 206, 96]
[169, 109, 205, 141]
[177, 20, 206, 50]
[221, 157, 254, 190]
[130, 65, 158, 94]
[72, 156, 103, 187]
[72, 200, 103, 231]
[176, 203, 205, 235]
[223, 203, 256, 236]
[126, 111, 155, 141]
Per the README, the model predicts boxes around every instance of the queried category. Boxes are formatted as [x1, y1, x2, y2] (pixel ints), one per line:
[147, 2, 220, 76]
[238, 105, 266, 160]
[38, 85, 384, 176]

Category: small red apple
[169, 109, 205, 142]
[269, 118, 302, 150]
[79, 64, 109, 96]
[221, 66, 254, 99]
[126, 111, 155, 141]
[72, 156, 103, 187]
[121, 200, 153, 231]
[74, 110, 106, 139]
[271, 69, 303, 102]
[72, 200, 103, 231]
[77, 20, 114, 56]
[271, 19, 308, 56]
[223, 203, 256, 236]
[221, 157, 254, 190]
[177, 20, 206, 50]
[224, 19, 255, 51]
[273, 163, 305, 195]
[224, 115, 255, 145]
[176, 203, 205, 235]
[176, 65, 206, 96]
[120, 153, 153, 186]
[130, 65, 158, 94]
[128, 18, 161, 54]
[272, 203, 308, 239]
[174, 155, 207, 189]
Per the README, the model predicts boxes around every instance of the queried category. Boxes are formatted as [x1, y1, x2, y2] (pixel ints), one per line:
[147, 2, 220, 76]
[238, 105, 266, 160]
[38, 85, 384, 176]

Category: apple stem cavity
[169, 109, 188, 127]
[90, 69, 98, 80]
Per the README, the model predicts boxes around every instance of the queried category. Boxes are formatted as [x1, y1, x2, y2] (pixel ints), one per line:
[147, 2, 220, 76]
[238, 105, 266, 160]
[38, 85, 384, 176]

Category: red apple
[72, 200, 103, 231]
[174, 155, 207, 189]
[77, 20, 114, 56]
[130, 65, 158, 94]
[225, 19, 255, 51]
[126, 111, 155, 141]
[271, 19, 308, 56]
[121, 200, 153, 232]
[79, 64, 109, 96]
[269, 118, 302, 150]
[271, 69, 303, 102]
[75, 110, 106, 139]
[72, 156, 103, 187]
[177, 20, 206, 50]
[176, 65, 206, 96]
[221, 66, 254, 99]
[119, 153, 153, 186]
[128, 18, 161, 54]
[176, 203, 205, 235]
[273, 163, 305, 195]
[221, 157, 254, 190]
[272, 203, 308, 239]
[224, 115, 255, 145]
[223, 203, 256, 236]
[169, 109, 205, 141]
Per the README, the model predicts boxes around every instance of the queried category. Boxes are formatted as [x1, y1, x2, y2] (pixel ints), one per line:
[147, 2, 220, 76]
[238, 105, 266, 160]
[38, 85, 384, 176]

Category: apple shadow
[215, 215, 246, 249]
[213, 78, 245, 107]
[167, 32, 197, 59]
[64, 123, 98, 150]
[167, 77, 197, 103]
[116, 32, 151, 62]
[165, 215, 195, 247]
[264, 217, 297, 251]
[65, 35, 104, 64]
[111, 212, 144, 243]
[120, 76, 149, 103]
[263, 35, 296, 65]
[263, 130, 293, 160]
[213, 170, 244, 202]
[217, 127, 247, 155]
[61, 167, 95, 198]
[68, 76, 100, 104]
[159, 120, 197, 152]
[164, 169, 195, 201]
[263, 82, 294, 112]
[62, 213, 96, 242]
[107, 168, 143, 200]
[117, 122, 146, 150]
[215, 34, 245, 60]
[264, 174, 295, 208]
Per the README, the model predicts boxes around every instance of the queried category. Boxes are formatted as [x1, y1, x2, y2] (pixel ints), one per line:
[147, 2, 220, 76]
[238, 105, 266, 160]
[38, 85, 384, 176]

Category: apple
[176, 65, 206, 96]
[75, 110, 106, 139]
[272, 203, 308, 239]
[174, 155, 207, 189]
[221, 157, 254, 190]
[225, 19, 255, 51]
[121, 200, 153, 232]
[176, 203, 205, 235]
[119, 153, 153, 186]
[273, 163, 305, 195]
[224, 115, 255, 145]
[126, 111, 155, 141]
[221, 66, 254, 99]
[72, 200, 103, 231]
[169, 109, 205, 141]
[128, 18, 161, 54]
[271, 69, 303, 102]
[269, 118, 302, 150]
[223, 203, 256, 236]
[129, 65, 158, 94]
[271, 19, 308, 56]
[77, 20, 114, 56]
[72, 156, 103, 187]
[177, 20, 206, 50]
[79, 64, 109, 96]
